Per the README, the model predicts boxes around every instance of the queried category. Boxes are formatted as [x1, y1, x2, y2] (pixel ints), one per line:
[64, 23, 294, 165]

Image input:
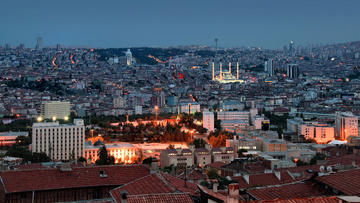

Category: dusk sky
[1, 0, 360, 49]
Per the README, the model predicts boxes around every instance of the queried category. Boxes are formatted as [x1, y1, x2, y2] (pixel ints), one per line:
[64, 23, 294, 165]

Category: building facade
[32, 119, 85, 161]
[203, 111, 215, 132]
[85, 143, 137, 164]
[40, 101, 70, 120]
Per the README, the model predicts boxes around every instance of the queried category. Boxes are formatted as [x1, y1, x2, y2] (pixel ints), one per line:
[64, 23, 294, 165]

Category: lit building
[261, 139, 287, 152]
[217, 111, 249, 121]
[335, 112, 358, 141]
[193, 148, 211, 167]
[84, 143, 137, 164]
[0, 132, 28, 146]
[160, 148, 193, 168]
[210, 61, 244, 83]
[254, 116, 270, 130]
[40, 101, 70, 120]
[211, 147, 235, 163]
[125, 49, 133, 66]
[226, 135, 259, 152]
[32, 119, 85, 161]
[179, 102, 200, 114]
[203, 111, 215, 132]
[286, 64, 299, 79]
[299, 123, 335, 144]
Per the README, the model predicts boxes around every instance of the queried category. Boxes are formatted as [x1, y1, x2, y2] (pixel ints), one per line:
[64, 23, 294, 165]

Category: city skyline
[1, 0, 360, 49]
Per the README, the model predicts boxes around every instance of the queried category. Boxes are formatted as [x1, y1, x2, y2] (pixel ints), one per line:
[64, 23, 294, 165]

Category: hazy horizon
[1, 0, 360, 49]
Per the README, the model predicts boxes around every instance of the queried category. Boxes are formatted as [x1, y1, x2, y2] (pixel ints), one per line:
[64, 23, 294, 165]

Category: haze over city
[1, 0, 360, 48]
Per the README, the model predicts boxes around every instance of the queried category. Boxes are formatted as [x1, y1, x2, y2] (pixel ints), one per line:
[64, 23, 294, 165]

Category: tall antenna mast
[214, 38, 218, 57]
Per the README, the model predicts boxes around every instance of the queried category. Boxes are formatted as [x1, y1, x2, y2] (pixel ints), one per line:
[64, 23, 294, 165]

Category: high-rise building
[40, 101, 70, 120]
[264, 59, 274, 76]
[35, 37, 43, 50]
[32, 119, 85, 160]
[203, 111, 215, 132]
[113, 97, 126, 108]
[335, 112, 358, 141]
[286, 64, 299, 79]
[289, 40, 295, 57]
[126, 49, 133, 66]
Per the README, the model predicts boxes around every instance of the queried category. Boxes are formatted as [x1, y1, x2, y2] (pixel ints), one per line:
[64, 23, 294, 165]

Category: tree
[142, 157, 153, 165]
[277, 126, 283, 139]
[95, 145, 115, 165]
[167, 144, 175, 149]
[78, 156, 87, 163]
[31, 152, 51, 163]
[192, 138, 206, 148]
[206, 168, 219, 179]
[15, 135, 31, 146]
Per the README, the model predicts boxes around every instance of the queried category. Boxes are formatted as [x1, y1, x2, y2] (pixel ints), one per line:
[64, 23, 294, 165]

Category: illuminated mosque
[210, 61, 244, 83]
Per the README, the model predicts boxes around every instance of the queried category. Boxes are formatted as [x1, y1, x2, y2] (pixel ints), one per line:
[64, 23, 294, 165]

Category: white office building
[32, 119, 85, 161]
[203, 111, 215, 132]
[40, 101, 70, 120]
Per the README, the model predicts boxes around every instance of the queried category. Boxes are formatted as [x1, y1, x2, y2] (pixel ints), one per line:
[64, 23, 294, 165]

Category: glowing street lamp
[37, 116, 43, 122]
[154, 106, 159, 120]
[64, 116, 69, 121]
[52, 116, 57, 121]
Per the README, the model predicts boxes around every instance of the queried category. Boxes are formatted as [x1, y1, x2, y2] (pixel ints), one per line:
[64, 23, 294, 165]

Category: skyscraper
[289, 40, 295, 57]
[264, 59, 274, 76]
[286, 64, 299, 79]
[35, 37, 43, 50]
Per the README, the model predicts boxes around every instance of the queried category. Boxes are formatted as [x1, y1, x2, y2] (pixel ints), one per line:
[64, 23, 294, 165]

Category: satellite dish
[326, 166, 332, 172]
[319, 165, 325, 172]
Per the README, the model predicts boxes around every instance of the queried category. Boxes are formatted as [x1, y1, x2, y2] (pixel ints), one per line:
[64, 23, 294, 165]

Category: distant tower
[35, 37, 43, 50]
[212, 61, 215, 81]
[265, 59, 274, 76]
[126, 49, 133, 66]
[289, 40, 295, 57]
[286, 64, 299, 79]
[236, 62, 239, 79]
[214, 38, 218, 56]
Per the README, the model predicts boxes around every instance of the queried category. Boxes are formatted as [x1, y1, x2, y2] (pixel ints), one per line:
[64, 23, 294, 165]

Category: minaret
[220, 62, 223, 80]
[236, 62, 239, 79]
[229, 62, 231, 73]
[212, 62, 215, 81]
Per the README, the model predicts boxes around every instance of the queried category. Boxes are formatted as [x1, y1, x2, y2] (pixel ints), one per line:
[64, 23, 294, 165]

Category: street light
[37, 116, 43, 122]
[52, 116, 57, 121]
[154, 106, 159, 120]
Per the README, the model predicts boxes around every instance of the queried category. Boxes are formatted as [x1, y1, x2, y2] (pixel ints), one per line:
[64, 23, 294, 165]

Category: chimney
[228, 183, 239, 196]
[150, 158, 159, 173]
[243, 174, 250, 184]
[212, 181, 218, 193]
[205, 143, 211, 151]
[120, 191, 128, 203]
[274, 171, 281, 181]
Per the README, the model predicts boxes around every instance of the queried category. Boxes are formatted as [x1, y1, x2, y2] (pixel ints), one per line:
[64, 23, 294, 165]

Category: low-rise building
[160, 148, 193, 168]
[84, 143, 137, 164]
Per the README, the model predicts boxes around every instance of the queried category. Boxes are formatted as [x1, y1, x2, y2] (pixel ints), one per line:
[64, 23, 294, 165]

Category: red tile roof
[206, 161, 226, 170]
[255, 196, 339, 203]
[315, 168, 360, 196]
[233, 172, 295, 189]
[197, 185, 227, 202]
[110, 173, 175, 199]
[177, 169, 208, 181]
[125, 193, 194, 203]
[0, 165, 150, 193]
[248, 182, 328, 201]
[160, 172, 199, 196]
